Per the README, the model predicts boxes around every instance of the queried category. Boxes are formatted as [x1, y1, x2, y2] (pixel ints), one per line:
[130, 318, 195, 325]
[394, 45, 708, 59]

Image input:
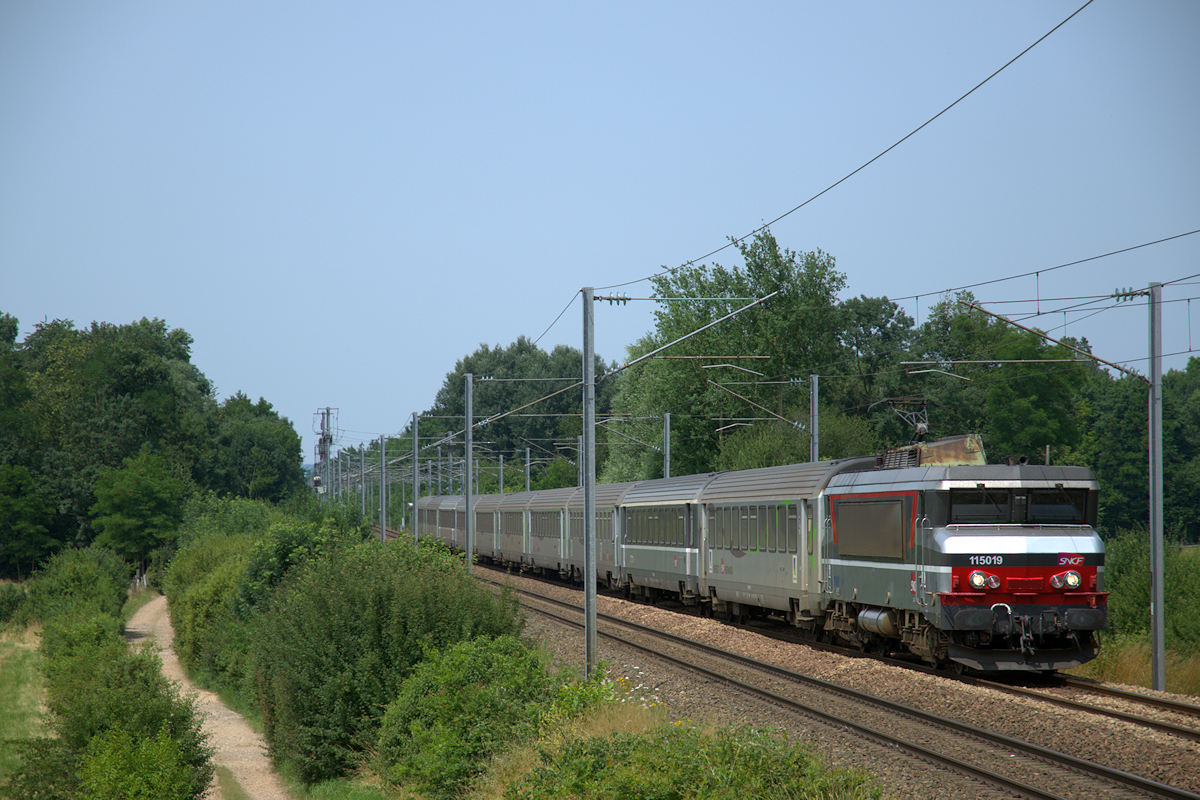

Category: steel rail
[1061, 676, 1200, 720]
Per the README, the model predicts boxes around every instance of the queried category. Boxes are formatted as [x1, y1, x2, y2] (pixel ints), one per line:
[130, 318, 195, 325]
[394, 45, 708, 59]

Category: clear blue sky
[3, 1, 1198, 463]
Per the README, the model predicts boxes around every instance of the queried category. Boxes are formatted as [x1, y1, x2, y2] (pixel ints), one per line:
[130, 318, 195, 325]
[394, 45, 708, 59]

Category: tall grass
[0, 626, 46, 782]
[1068, 634, 1200, 697]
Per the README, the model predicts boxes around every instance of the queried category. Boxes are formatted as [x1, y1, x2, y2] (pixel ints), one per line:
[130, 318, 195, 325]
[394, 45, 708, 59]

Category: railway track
[481, 569, 1200, 800]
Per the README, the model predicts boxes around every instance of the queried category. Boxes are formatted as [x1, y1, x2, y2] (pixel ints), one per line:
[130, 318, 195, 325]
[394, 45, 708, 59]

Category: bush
[176, 495, 276, 547]
[1102, 527, 1200, 651]
[0, 582, 25, 625]
[24, 547, 129, 623]
[171, 556, 249, 678]
[254, 539, 522, 783]
[234, 518, 365, 619]
[376, 636, 563, 798]
[41, 637, 211, 795]
[507, 724, 880, 800]
[0, 737, 81, 800]
[38, 612, 123, 670]
[79, 727, 197, 800]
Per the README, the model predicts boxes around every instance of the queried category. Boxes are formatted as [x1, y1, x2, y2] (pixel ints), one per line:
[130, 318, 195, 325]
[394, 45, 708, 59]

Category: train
[416, 434, 1107, 673]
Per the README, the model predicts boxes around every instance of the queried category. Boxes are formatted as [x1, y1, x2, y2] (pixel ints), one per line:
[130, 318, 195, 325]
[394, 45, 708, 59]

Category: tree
[0, 464, 56, 579]
[604, 230, 848, 479]
[206, 393, 305, 501]
[90, 452, 188, 567]
[415, 337, 612, 488]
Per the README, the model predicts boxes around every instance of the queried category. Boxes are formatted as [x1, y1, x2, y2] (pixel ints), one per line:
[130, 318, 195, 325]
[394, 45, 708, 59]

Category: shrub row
[1104, 528, 1200, 651]
[163, 498, 523, 784]
[2, 548, 212, 800]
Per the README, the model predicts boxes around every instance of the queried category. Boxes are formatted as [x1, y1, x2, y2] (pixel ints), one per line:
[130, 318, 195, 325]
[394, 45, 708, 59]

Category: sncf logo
[1058, 553, 1085, 566]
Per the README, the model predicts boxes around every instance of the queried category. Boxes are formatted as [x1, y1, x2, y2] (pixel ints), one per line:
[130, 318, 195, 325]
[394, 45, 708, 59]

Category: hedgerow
[507, 723, 880, 800]
[254, 539, 522, 783]
[2, 547, 212, 800]
[23, 546, 128, 624]
[376, 635, 564, 798]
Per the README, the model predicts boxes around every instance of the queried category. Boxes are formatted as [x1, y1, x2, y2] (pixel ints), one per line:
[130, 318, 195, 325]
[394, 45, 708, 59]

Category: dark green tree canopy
[90, 451, 188, 565]
[0, 312, 307, 576]
[206, 392, 305, 502]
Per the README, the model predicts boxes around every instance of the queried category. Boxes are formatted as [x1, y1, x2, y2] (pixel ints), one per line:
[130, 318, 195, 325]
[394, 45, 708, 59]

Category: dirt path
[126, 594, 292, 800]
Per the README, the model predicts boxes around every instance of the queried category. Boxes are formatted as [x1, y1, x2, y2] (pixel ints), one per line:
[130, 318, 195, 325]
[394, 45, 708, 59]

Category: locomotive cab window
[946, 488, 1096, 525]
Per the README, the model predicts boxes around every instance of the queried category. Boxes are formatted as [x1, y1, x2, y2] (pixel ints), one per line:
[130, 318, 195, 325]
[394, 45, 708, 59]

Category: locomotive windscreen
[948, 488, 1093, 525]
[833, 498, 907, 559]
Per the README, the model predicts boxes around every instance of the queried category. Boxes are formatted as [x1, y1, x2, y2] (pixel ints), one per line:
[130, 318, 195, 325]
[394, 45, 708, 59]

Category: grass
[279, 767, 391, 800]
[216, 765, 251, 800]
[0, 625, 46, 782]
[473, 700, 669, 800]
[121, 585, 159, 623]
[1067, 634, 1200, 697]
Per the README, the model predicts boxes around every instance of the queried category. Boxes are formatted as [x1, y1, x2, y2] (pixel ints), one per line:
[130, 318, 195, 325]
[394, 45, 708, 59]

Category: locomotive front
[824, 460, 1107, 672]
[925, 464, 1106, 671]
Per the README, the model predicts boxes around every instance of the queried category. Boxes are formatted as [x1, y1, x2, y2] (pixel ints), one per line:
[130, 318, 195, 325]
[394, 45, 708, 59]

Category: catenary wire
[597, 0, 1096, 292]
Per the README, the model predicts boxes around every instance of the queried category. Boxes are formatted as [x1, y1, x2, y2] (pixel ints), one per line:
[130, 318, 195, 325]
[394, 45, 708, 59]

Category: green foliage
[715, 410, 879, 471]
[0, 313, 307, 575]
[41, 636, 210, 780]
[532, 457, 578, 490]
[79, 727, 198, 800]
[24, 547, 128, 623]
[172, 556, 251, 680]
[1, 737, 81, 800]
[0, 465, 55, 580]
[376, 636, 563, 798]
[0, 583, 26, 625]
[177, 494, 277, 545]
[507, 723, 879, 800]
[254, 539, 522, 783]
[539, 667, 617, 732]
[407, 336, 614, 490]
[1101, 527, 1200, 651]
[5, 546, 212, 800]
[604, 230, 850, 480]
[235, 518, 365, 619]
[90, 450, 189, 566]
[207, 392, 305, 502]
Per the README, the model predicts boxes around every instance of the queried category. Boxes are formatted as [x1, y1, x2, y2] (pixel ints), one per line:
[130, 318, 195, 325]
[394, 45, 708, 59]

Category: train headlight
[1050, 570, 1083, 590]
[968, 570, 988, 590]
[986, 574, 1001, 589]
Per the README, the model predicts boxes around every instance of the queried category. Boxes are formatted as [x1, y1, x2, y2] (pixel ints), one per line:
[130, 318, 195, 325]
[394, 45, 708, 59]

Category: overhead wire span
[597, 0, 1097, 291]
[896, 228, 1200, 303]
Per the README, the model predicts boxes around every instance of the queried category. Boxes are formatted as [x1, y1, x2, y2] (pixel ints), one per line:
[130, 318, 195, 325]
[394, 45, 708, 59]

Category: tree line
[379, 230, 1198, 542]
[0, 313, 306, 579]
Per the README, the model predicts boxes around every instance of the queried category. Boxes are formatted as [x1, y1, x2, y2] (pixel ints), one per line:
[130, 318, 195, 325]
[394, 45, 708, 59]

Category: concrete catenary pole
[663, 412, 671, 479]
[499, 454, 504, 495]
[582, 287, 598, 675]
[1149, 282, 1165, 691]
[360, 447, 365, 517]
[809, 374, 819, 462]
[525, 447, 531, 492]
[464, 373, 474, 572]
[379, 434, 386, 542]
[412, 412, 419, 542]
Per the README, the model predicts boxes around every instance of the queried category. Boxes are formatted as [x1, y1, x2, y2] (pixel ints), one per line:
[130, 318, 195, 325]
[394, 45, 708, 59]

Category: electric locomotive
[820, 437, 1106, 671]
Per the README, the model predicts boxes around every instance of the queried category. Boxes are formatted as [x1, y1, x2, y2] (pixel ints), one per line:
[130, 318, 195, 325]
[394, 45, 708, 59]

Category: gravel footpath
[492, 568, 1200, 800]
[126, 594, 292, 800]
